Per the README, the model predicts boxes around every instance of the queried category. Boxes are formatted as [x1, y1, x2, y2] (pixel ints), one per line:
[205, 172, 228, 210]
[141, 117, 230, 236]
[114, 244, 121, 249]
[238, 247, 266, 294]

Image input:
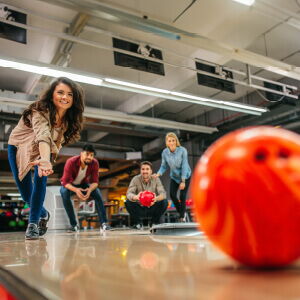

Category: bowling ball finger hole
[254, 149, 268, 162]
[278, 149, 290, 159]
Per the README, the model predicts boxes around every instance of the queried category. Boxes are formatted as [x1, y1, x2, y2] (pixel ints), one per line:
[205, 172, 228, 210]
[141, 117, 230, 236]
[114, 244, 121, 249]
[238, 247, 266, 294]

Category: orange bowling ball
[191, 126, 300, 267]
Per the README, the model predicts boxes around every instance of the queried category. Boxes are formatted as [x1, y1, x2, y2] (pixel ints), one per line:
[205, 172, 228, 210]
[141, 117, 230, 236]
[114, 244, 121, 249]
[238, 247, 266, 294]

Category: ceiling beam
[85, 122, 166, 138]
[29, 12, 90, 94]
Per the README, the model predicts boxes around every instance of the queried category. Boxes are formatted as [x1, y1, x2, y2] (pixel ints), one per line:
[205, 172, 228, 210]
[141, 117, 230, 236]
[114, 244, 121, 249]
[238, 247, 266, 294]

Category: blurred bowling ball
[8, 220, 17, 228]
[18, 220, 25, 227]
[0, 284, 17, 300]
[191, 126, 300, 267]
[186, 198, 193, 207]
[139, 191, 155, 207]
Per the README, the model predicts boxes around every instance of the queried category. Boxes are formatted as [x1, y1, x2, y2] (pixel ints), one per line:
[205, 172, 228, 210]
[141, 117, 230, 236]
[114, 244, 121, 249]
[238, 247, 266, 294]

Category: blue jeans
[60, 184, 108, 227]
[8, 145, 48, 224]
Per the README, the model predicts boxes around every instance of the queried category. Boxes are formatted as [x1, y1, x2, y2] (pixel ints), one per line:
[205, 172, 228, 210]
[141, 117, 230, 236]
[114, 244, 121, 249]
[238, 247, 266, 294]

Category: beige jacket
[126, 174, 166, 202]
[8, 110, 65, 181]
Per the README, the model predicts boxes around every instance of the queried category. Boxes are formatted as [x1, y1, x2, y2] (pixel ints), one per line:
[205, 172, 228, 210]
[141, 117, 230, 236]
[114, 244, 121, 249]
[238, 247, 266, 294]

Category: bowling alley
[1, 0, 300, 299]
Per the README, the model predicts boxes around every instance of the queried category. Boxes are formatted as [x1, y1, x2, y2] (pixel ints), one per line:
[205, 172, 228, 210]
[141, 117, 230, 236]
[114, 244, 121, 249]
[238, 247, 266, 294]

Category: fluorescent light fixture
[0, 59, 103, 86]
[5, 264, 27, 267]
[7, 193, 21, 197]
[105, 78, 170, 94]
[0, 55, 267, 116]
[170, 91, 266, 113]
[104, 79, 267, 115]
[0, 97, 218, 133]
[233, 0, 255, 6]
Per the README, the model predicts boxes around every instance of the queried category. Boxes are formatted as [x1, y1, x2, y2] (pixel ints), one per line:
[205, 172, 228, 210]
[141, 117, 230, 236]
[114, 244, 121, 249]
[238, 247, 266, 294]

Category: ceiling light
[170, 91, 266, 113]
[104, 78, 170, 94]
[105, 79, 264, 113]
[103, 79, 267, 115]
[6, 193, 21, 197]
[233, 0, 255, 6]
[0, 55, 267, 116]
[0, 97, 218, 133]
[0, 58, 103, 86]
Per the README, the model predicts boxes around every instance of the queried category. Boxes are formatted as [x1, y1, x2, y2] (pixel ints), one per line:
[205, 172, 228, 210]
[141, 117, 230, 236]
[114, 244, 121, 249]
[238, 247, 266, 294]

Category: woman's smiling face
[52, 83, 73, 112]
[166, 137, 177, 151]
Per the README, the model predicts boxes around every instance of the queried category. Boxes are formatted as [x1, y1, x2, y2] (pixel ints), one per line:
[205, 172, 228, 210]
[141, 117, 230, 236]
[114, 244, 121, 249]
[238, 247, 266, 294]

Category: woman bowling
[154, 132, 191, 222]
[8, 77, 84, 239]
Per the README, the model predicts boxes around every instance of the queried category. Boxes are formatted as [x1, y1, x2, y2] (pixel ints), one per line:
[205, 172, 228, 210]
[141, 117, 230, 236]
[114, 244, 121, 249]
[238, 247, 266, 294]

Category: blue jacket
[157, 146, 191, 184]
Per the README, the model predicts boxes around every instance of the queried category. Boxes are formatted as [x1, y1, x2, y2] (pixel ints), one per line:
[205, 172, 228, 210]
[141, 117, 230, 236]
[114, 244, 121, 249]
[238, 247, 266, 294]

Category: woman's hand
[152, 173, 160, 179]
[30, 159, 53, 177]
[179, 182, 185, 190]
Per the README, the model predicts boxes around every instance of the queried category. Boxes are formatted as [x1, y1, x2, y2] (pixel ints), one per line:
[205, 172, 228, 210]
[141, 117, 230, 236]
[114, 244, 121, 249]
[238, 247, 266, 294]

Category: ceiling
[1, 0, 300, 195]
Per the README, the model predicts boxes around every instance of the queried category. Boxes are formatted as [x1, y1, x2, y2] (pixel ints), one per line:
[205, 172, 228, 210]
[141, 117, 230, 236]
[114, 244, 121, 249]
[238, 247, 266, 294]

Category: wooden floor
[0, 229, 299, 300]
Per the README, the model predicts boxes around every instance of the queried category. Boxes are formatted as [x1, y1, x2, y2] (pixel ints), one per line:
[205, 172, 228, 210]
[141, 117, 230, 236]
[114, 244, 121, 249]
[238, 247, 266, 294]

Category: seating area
[77, 200, 98, 229]
[77, 199, 119, 229]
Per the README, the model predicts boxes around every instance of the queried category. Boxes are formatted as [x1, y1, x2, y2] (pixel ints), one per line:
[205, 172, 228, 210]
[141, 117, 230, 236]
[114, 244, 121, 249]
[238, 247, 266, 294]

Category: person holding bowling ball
[126, 161, 168, 229]
[153, 132, 191, 222]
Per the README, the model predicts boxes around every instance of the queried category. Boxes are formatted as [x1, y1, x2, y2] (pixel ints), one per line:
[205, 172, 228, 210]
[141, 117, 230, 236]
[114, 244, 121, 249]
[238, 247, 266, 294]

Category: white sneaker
[68, 225, 80, 232]
[101, 223, 111, 231]
[131, 223, 142, 230]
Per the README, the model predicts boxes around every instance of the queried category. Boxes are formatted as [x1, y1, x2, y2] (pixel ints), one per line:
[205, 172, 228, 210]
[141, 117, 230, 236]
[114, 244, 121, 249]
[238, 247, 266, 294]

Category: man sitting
[60, 144, 110, 231]
[126, 161, 168, 229]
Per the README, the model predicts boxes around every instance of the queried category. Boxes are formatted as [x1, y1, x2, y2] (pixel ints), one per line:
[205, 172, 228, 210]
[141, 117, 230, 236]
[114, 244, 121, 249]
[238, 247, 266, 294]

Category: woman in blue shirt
[155, 132, 191, 222]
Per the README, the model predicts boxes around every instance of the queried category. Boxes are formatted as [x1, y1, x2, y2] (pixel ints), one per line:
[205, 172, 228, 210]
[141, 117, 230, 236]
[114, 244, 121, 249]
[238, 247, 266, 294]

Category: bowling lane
[0, 230, 300, 300]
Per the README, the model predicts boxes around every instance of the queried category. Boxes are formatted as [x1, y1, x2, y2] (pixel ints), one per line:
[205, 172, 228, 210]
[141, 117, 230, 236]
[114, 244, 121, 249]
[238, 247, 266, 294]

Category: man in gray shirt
[126, 161, 168, 228]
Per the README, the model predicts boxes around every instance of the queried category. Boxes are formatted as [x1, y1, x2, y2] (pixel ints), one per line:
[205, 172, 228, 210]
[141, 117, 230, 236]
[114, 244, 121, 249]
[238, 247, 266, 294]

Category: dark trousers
[125, 199, 168, 225]
[60, 184, 108, 227]
[170, 178, 190, 218]
[8, 144, 48, 224]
